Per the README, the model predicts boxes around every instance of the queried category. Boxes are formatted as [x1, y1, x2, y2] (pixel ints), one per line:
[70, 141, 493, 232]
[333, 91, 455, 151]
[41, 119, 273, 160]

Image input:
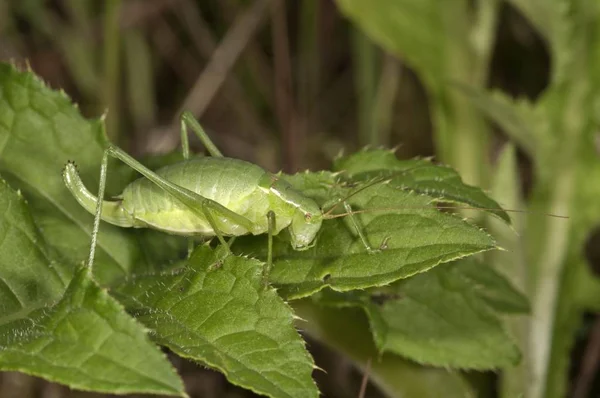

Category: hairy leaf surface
[317, 260, 522, 369]
[0, 267, 184, 396]
[294, 300, 477, 398]
[456, 258, 529, 314]
[0, 179, 66, 320]
[0, 64, 181, 285]
[116, 246, 318, 398]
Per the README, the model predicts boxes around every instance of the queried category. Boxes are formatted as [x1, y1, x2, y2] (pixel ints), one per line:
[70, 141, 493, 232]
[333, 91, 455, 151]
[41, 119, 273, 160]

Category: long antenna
[324, 205, 569, 220]
[322, 164, 431, 217]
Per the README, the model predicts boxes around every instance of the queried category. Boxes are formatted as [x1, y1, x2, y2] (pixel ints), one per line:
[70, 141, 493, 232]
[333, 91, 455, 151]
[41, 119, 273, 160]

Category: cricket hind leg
[179, 113, 235, 255]
[181, 111, 223, 157]
[179, 114, 201, 256]
[86, 151, 109, 272]
[180, 113, 241, 252]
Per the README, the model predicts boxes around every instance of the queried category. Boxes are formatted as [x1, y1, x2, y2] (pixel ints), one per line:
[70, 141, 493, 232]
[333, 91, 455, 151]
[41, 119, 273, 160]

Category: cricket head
[288, 200, 323, 250]
[269, 176, 323, 250]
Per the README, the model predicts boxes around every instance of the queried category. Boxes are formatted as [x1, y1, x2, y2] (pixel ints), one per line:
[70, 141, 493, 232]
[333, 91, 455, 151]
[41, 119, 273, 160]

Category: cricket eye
[304, 213, 312, 222]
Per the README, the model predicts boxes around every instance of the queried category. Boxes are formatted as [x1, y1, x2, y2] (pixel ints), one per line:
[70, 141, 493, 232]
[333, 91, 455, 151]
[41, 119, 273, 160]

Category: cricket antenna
[322, 165, 430, 217]
[324, 205, 569, 220]
[321, 164, 569, 221]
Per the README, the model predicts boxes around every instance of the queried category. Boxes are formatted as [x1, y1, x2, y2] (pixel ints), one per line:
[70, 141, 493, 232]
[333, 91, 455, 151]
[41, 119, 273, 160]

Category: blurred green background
[1, 0, 600, 397]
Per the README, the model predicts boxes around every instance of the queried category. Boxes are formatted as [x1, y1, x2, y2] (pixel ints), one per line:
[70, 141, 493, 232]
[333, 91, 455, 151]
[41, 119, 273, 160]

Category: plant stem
[103, 0, 122, 141]
[352, 30, 379, 146]
[372, 54, 401, 147]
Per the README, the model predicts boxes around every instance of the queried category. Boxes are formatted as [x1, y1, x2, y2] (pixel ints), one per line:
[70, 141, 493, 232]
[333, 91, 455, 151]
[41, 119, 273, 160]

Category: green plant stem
[487, 144, 530, 398]
[123, 30, 155, 131]
[103, 0, 122, 141]
[527, 176, 575, 398]
[297, 0, 319, 130]
[435, 1, 499, 188]
[372, 54, 401, 147]
[352, 30, 379, 146]
[472, 0, 500, 85]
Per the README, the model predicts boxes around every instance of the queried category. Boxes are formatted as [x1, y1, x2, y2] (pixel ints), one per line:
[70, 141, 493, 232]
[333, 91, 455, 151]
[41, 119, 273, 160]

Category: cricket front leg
[343, 202, 389, 254]
[87, 151, 108, 271]
[63, 150, 136, 272]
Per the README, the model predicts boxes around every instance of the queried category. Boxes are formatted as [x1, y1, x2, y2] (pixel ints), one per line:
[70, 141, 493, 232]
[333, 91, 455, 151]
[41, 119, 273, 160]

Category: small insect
[62, 112, 380, 283]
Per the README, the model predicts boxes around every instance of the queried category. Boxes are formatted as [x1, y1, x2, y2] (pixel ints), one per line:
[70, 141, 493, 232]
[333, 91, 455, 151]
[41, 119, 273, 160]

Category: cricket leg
[85, 151, 109, 272]
[200, 200, 233, 253]
[181, 111, 224, 157]
[343, 202, 386, 254]
[263, 210, 276, 287]
[179, 116, 195, 257]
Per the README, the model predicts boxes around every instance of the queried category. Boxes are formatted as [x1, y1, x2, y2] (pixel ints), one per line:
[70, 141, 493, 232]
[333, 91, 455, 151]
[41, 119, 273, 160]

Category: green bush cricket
[62, 112, 384, 283]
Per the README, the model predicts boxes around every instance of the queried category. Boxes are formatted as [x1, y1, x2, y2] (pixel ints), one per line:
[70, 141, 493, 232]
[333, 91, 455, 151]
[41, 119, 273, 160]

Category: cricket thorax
[267, 176, 323, 248]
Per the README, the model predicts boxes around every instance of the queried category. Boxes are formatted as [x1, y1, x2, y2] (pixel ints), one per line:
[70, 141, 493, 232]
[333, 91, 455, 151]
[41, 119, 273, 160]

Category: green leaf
[293, 300, 477, 398]
[333, 147, 408, 174]
[0, 267, 185, 396]
[279, 170, 343, 207]
[0, 178, 66, 320]
[317, 260, 521, 369]
[116, 246, 318, 398]
[454, 259, 529, 315]
[0, 63, 180, 284]
[334, 149, 511, 223]
[235, 180, 498, 299]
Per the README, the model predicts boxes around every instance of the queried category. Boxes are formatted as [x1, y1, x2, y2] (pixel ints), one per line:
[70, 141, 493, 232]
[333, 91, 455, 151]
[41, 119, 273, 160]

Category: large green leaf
[116, 246, 318, 398]
[317, 260, 523, 369]
[0, 64, 135, 283]
[455, 259, 529, 315]
[235, 178, 498, 299]
[293, 300, 477, 398]
[0, 267, 184, 396]
[0, 178, 66, 320]
[0, 64, 183, 284]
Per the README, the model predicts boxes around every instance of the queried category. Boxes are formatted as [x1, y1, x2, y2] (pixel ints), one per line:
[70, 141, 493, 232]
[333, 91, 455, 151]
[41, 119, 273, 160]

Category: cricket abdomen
[120, 157, 294, 236]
